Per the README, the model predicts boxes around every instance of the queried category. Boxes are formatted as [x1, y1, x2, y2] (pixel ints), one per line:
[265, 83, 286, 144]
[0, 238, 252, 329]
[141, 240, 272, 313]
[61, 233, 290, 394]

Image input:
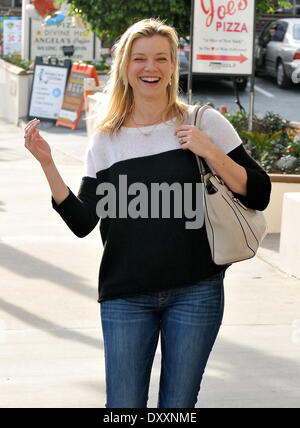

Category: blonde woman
[24, 18, 271, 408]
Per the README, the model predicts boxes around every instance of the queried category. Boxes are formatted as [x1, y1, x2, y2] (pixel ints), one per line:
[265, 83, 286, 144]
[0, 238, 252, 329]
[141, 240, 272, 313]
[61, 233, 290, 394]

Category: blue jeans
[100, 270, 225, 408]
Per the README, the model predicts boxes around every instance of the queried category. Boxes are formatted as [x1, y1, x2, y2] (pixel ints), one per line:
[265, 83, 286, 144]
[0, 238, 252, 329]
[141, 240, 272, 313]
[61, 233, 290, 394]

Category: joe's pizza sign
[192, 0, 254, 75]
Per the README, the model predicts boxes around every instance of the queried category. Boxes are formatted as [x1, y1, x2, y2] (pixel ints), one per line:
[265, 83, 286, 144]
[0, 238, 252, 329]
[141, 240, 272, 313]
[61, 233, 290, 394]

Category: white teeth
[141, 77, 160, 82]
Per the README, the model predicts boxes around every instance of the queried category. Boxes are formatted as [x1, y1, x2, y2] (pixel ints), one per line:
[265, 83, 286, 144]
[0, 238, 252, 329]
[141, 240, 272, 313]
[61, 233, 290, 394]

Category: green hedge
[224, 109, 300, 174]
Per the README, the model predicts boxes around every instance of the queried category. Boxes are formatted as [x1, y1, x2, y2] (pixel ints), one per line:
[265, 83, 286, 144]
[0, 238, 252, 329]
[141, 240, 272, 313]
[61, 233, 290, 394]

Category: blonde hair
[96, 18, 188, 137]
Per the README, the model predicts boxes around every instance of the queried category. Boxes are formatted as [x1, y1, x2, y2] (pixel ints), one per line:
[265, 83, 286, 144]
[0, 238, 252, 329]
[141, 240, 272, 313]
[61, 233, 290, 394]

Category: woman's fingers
[176, 131, 191, 139]
[23, 119, 52, 164]
[24, 130, 43, 157]
[25, 118, 39, 130]
[25, 124, 39, 139]
[24, 119, 40, 137]
[174, 125, 192, 135]
[24, 119, 40, 146]
[175, 129, 193, 145]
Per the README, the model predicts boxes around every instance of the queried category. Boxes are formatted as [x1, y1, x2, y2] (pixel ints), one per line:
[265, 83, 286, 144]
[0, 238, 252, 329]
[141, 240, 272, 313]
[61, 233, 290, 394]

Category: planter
[264, 173, 300, 233]
[279, 193, 300, 279]
[0, 59, 33, 125]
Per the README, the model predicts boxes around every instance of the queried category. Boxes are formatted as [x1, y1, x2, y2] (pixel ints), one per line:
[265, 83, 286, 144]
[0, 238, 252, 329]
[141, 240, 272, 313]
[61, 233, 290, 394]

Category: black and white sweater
[52, 106, 271, 302]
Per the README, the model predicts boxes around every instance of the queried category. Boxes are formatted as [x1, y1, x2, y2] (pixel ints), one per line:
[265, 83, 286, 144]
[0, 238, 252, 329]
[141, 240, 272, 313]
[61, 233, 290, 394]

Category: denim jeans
[100, 270, 225, 408]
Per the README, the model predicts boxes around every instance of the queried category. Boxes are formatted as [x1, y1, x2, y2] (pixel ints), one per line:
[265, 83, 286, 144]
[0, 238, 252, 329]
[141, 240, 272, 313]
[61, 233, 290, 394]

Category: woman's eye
[133, 57, 167, 61]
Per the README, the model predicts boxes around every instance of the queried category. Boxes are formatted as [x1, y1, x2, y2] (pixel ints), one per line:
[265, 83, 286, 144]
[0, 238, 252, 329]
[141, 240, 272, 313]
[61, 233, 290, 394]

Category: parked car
[178, 48, 248, 91]
[255, 18, 300, 88]
[275, 5, 300, 15]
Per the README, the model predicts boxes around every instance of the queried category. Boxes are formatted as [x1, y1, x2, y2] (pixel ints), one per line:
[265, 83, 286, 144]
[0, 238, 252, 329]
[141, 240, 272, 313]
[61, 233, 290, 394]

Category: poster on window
[192, 0, 255, 75]
[3, 18, 22, 55]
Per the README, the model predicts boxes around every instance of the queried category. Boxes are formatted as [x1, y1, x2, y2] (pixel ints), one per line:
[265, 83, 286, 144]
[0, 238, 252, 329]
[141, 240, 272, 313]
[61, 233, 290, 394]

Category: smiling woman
[124, 34, 175, 126]
[24, 17, 271, 409]
[96, 18, 185, 135]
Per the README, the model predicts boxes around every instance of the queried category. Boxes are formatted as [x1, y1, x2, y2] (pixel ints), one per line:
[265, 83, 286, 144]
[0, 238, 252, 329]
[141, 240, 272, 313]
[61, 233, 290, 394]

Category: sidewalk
[0, 118, 300, 408]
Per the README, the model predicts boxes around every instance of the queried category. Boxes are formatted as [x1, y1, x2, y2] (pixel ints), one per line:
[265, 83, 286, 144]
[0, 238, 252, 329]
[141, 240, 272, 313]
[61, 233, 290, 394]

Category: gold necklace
[131, 116, 163, 137]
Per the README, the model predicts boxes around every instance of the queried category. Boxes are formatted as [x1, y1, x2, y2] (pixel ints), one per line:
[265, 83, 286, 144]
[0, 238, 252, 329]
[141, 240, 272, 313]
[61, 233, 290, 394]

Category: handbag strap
[191, 105, 217, 179]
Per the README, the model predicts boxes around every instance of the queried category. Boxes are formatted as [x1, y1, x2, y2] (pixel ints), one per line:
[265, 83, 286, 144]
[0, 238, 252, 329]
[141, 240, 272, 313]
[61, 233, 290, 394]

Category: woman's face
[127, 34, 175, 102]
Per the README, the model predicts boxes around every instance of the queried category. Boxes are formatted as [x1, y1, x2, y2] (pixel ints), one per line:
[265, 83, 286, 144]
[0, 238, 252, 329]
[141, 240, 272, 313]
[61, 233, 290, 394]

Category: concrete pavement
[0, 117, 300, 408]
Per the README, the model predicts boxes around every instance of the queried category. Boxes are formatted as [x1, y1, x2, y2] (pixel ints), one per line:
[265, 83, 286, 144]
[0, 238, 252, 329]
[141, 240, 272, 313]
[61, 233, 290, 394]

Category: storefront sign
[29, 1, 100, 61]
[192, 0, 255, 75]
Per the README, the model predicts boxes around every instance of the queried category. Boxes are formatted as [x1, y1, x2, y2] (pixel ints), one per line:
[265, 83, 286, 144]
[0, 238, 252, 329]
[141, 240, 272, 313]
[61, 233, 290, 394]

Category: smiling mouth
[139, 77, 161, 84]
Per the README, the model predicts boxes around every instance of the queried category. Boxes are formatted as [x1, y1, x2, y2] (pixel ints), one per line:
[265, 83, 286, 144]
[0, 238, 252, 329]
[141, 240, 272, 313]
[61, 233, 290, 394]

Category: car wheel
[276, 61, 291, 89]
[255, 68, 265, 77]
[235, 77, 248, 91]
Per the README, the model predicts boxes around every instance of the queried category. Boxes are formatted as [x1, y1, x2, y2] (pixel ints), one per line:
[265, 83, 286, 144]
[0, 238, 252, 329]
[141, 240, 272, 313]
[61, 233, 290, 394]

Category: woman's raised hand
[24, 118, 53, 166]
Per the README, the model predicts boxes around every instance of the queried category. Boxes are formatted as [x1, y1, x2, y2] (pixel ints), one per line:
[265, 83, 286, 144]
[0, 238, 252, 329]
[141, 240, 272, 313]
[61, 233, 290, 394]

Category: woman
[24, 18, 271, 408]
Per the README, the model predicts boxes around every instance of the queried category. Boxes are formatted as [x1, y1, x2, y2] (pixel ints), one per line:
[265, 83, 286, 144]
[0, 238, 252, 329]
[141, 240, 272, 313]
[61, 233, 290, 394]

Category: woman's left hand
[174, 125, 214, 158]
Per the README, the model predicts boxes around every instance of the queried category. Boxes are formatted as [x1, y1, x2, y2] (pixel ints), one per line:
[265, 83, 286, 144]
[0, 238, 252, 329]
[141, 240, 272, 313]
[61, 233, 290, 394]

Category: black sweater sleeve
[51, 143, 271, 237]
[226, 144, 271, 211]
[51, 176, 100, 238]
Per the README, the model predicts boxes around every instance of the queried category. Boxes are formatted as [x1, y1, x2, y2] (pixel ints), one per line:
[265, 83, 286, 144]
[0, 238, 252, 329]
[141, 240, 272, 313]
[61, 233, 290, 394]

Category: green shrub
[85, 54, 111, 72]
[223, 110, 249, 142]
[223, 110, 300, 174]
[0, 53, 32, 71]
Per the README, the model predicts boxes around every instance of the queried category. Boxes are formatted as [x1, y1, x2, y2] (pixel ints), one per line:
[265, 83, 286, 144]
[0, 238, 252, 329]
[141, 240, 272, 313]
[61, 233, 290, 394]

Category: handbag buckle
[213, 175, 224, 185]
[233, 197, 248, 210]
[206, 179, 218, 194]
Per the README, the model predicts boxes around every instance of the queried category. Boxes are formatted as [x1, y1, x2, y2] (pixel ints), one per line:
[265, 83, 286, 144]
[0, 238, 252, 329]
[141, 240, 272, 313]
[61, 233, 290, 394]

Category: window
[261, 23, 274, 45]
[272, 22, 288, 42]
[0, 1, 22, 7]
[294, 24, 300, 40]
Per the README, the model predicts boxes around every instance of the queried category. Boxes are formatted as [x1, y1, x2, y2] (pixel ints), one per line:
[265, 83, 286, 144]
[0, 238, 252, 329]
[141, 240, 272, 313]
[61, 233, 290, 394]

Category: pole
[187, 0, 195, 105]
[248, 75, 255, 131]
[248, 0, 257, 131]
[21, 0, 30, 60]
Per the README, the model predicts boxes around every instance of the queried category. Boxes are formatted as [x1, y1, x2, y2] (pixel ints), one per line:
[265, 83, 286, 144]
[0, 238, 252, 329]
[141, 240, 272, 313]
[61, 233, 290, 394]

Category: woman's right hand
[24, 118, 53, 166]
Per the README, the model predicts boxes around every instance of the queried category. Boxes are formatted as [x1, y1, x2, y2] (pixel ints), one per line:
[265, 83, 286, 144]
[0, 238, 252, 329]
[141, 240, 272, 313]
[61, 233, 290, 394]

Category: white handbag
[191, 104, 268, 265]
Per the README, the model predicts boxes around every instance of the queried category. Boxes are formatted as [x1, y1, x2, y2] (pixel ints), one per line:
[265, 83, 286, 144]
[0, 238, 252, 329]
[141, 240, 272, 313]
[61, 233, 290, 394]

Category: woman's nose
[143, 60, 157, 70]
